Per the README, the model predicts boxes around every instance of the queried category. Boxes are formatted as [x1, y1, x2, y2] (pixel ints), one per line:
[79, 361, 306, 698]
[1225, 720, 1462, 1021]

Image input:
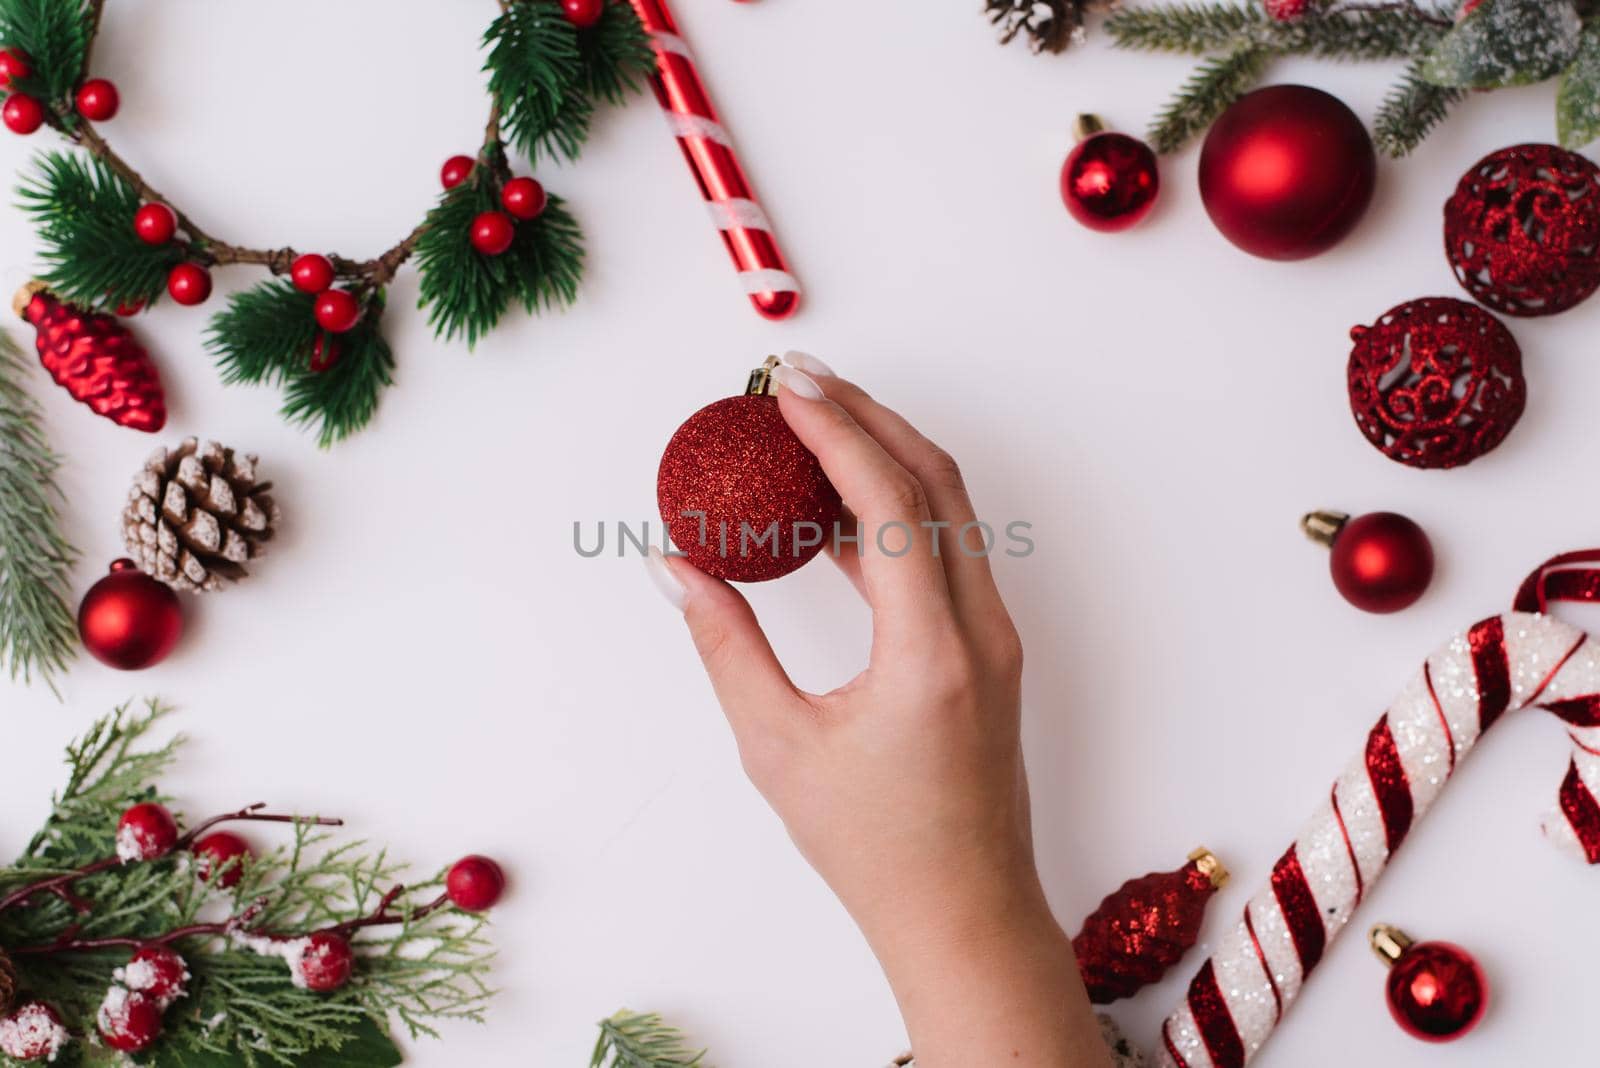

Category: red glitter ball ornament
[1444, 143, 1600, 317]
[657, 361, 842, 583]
[1304, 510, 1434, 614]
[1372, 926, 1487, 1043]
[78, 560, 184, 670]
[1348, 297, 1525, 469]
[1060, 118, 1159, 233]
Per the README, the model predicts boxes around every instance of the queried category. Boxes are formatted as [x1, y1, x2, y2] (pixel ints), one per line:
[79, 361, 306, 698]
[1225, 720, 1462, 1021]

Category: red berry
[2, 94, 44, 135]
[193, 831, 252, 889]
[440, 154, 475, 190]
[446, 855, 506, 912]
[0, 1002, 67, 1061]
[96, 989, 163, 1052]
[166, 262, 212, 306]
[561, 0, 605, 28]
[293, 932, 354, 992]
[290, 253, 336, 293]
[134, 203, 178, 245]
[117, 802, 179, 863]
[309, 334, 341, 373]
[1263, 0, 1310, 16]
[470, 211, 516, 256]
[120, 946, 190, 1006]
[76, 78, 120, 121]
[314, 289, 362, 333]
[0, 48, 32, 91]
[115, 297, 146, 317]
[501, 177, 547, 221]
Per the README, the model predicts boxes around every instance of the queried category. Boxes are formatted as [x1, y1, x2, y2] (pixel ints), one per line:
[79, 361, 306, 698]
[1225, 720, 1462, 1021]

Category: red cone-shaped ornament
[15, 284, 166, 432]
[1072, 848, 1229, 1004]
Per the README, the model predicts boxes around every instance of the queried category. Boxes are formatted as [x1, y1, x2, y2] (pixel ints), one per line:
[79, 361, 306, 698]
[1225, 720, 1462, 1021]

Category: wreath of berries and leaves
[0, 0, 651, 446]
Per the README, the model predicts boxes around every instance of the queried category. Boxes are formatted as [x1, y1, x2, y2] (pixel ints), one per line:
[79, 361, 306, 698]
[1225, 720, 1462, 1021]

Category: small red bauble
[561, 0, 605, 28]
[440, 154, 475, 190]
[193, 831, 252, 889]
[121, 947, 190, 1006]
[75, 77, 120, 121]
[657, 366, 842, 583]
[470, 211, 516, 256]
[166, 262, 212, 305]
[2, 93, 44, 135]
[1348, 297, 1525, 469]
[0, 47, 32, 90]
[1373, 926, 1487, 1042]
[294, 932, 354, 992]
[133, 202, 177, 244]
[446, 855, 506, 912]
[1199, 85, 1376, 260]
[0, 1002, 67, 1062]
[117, 802, 179, 863]
[309, 334, 341, 373]
[1060, 123, 1160, 233]
[78, 560, 184, 670]
[290, 252, 336, 294]
[501, 176, 547, 220]
[96, 989, 163, 1052]
[1445, 143, 1600, 317]
[313, 288, 362, 333]
[1305, 511, 1434, 614]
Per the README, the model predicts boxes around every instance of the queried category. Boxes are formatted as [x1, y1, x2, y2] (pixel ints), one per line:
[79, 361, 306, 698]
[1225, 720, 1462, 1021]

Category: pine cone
[122, 439, 278, 592]
[0, 945, 15, 1015]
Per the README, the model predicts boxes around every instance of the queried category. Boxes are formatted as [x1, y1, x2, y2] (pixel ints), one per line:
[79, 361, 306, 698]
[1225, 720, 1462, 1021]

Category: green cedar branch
[591, 1011, 709, 1068]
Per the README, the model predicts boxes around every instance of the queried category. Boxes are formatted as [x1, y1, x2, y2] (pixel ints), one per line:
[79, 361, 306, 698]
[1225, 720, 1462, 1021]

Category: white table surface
[4, 3, 1598, 1065]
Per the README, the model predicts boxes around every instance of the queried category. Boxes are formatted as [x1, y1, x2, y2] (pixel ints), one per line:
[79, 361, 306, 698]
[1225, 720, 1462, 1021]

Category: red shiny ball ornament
[1325, 512, 1434, 614]
[440, 154, 475, 190]
[309, 334, 341, 373]
[657, 391, 842, 583]
[501, 176, 547, 220]
[117, 802, 179, 862]
[1060, 129, 1160, 233]
[193, 831, 253, 889]
[97, 990, 163, 1053]
[290, 252, 336, 293]
[134, 203, 177, 244]
[295, 932, 355, 992]
[313, 288, 362, 333]
[0, 48, 32, 90]
[78, 560, 183, 670]
[1445, 143, 1600, 317]
[446, 855, 506, 912]
[1348, 297, 1525, 469]
[75, 78, 120, 121]
[166, 262, 212, 306]
[1198, 85, 1376, 260]
[470, 210, 516, 256]
[123, 946, 189, 1006]
[0, 1002, 66, 1061]
[1386, 941, 1488, 1042]
[561, 0, 605, 28]
[2, 93, 44, 135]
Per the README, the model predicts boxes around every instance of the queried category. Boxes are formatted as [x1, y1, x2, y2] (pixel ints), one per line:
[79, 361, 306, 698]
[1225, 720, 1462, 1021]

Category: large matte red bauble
[2, 93, 44, 135]
[1445, 143, 1600, 317]
[78, 560, 183, 670]
[657, 394, 841, 583]
[1198, 85, 1376, 260]
[1328, 513, 1434, 614]
[1386, 941, 1487, 1042]
[1060, 131, 1160, 233]
[1348, 297, 1525, 469]
[75, 78, 120, 121]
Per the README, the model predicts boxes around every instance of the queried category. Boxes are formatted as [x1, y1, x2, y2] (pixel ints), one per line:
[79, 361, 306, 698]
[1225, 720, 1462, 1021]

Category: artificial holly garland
[3, 0, 651, 445]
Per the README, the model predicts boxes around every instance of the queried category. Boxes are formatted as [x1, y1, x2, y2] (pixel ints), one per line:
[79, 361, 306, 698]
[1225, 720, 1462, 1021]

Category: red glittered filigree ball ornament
[1348, 297, 1525, 469]
[1199, 85, 1376, 260]
[1060, 115, 1159, 233]
[1303, 510, 1434, 614]
[77, 560, 184, 671]
[1444, 143, 1600, 317]
[1371, 925, 1488, 1043]
[657, 358, 842, 583]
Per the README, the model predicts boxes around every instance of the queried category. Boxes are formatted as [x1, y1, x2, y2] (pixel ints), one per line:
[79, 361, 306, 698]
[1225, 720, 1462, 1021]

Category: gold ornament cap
[1370, 923, 1415, 967]
[1189, 846, 1230, 889]
[12, 280, 46, 319]
[745, 355, 781, 397]
[1073, 114, 1106, 142]
[1301, 509, 1351, 548]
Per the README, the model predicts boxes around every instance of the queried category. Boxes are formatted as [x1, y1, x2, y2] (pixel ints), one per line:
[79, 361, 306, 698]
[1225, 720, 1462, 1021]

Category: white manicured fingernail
[771, 364, 824, 400]
[644, 547, 687, 612]
[783, 350, 835, 377]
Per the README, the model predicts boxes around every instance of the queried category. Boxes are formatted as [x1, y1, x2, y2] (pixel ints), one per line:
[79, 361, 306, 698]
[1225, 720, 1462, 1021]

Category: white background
[3, 2, 1598, 1065]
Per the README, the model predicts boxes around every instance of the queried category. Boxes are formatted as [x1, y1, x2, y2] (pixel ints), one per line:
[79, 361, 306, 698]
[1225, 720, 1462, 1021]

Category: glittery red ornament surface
[1348, 297, 1525, 470]
[657, 394, 840, 583]
[18, 288, 166, 432]
[1072, 853, 1225, 1004]
[1445, 143, 1600, 317]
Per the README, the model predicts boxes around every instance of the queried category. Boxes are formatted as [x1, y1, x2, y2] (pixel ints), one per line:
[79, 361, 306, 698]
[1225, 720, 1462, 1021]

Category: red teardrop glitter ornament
[1306, 510, 1434, 614]
[1071, 849, 1228, 1004]
[1060, 121, 1159, 233]
[1347, 297, 1525, 469]
[1372, 926, 1487, 1043]
[657, 362, 841, 583]
[78, 560, 184, 671]
[1444, 143, 1600, 317]
[16, 285, 167, 432]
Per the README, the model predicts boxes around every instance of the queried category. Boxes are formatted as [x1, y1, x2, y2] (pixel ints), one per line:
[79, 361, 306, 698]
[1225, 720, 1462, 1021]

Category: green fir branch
[1107, 2, 1449, 58]
[510, 194, 584, 313]
[484, 0, 585, 163]
[577, 1, 654, 107]
[0, 0, 92, 107]
[1148, 46, 1271, 152]
[0, 330, 77, 692]
[1376, 60, 1466, 156]
[591, 1011, 708, 1068]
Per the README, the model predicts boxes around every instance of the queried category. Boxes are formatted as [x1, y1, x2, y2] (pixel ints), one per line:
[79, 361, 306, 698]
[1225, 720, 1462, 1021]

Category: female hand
[646, 352, 1107, 1068]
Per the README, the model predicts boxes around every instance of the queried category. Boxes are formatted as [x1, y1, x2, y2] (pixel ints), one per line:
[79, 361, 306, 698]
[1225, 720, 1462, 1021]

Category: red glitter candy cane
[627, 0, 800, 320]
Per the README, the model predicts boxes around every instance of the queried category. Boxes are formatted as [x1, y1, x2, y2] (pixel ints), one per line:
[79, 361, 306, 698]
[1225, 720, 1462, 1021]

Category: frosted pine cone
[122, 438, 278, 592]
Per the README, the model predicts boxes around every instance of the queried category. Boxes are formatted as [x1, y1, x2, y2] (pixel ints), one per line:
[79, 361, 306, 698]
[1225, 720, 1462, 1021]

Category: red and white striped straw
[627, 0, 801, 320]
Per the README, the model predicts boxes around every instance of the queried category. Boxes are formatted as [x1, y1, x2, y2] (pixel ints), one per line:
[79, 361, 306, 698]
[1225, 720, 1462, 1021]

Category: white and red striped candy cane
[627, 0, 800, 320]
[1158, 554, 1600, 1068]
